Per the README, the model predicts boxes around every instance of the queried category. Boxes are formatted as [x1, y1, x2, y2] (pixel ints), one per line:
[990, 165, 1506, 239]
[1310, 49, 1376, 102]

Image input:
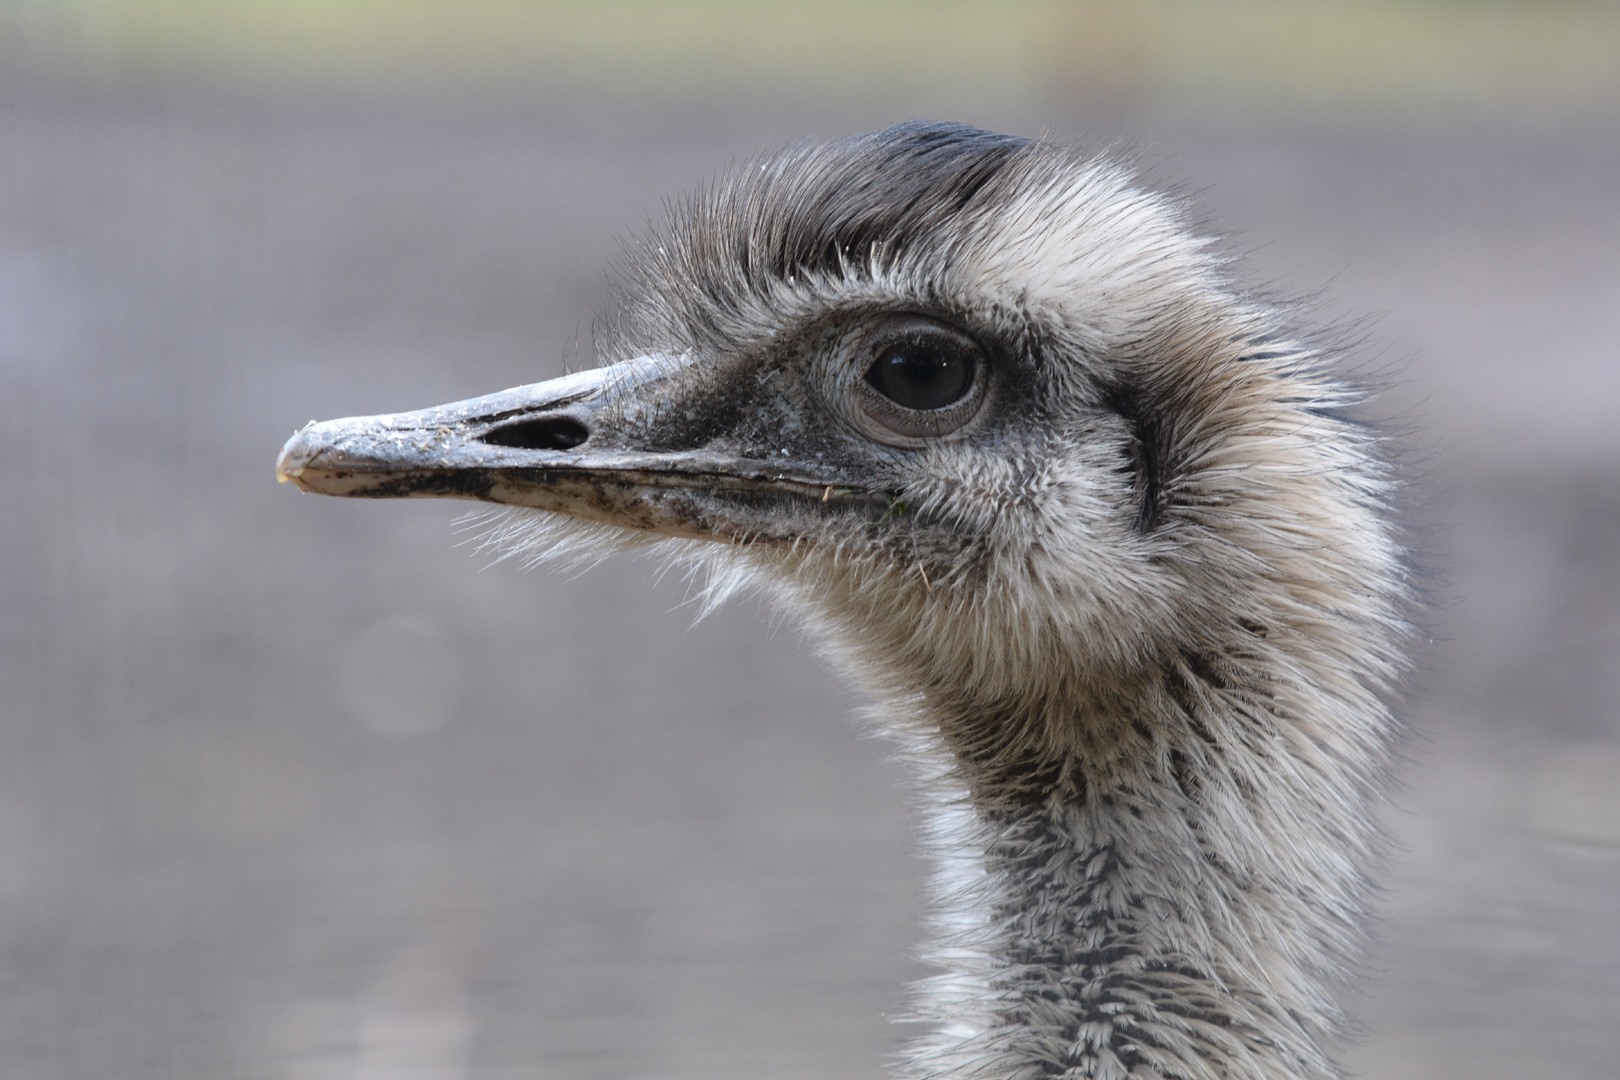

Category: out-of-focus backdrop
[1, 3, 1617, 1078]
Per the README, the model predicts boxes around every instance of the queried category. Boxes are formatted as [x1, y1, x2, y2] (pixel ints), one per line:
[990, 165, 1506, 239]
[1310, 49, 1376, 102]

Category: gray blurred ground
[1, 47, 1619, 1080]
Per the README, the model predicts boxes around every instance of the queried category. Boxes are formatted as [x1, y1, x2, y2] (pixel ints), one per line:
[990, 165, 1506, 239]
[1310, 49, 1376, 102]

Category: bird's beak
[276, 356, 886, 543]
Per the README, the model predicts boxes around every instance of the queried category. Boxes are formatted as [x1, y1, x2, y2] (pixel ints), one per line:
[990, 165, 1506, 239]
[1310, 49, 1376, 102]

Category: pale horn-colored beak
[276, 363, 620, 500]
[276, 355, 886, 542]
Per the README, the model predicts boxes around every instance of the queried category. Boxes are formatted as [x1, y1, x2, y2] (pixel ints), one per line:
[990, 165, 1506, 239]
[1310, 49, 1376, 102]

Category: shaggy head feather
[278, 121, 1410, 1080]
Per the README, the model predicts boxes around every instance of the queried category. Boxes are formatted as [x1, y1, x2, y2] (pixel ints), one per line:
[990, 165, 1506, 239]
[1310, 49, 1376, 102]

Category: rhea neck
[844, 626, 1350, 1080]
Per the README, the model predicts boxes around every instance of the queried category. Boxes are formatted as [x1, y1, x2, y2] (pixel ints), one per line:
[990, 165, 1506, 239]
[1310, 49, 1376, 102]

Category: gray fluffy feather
[494, 121, 1411, 1080]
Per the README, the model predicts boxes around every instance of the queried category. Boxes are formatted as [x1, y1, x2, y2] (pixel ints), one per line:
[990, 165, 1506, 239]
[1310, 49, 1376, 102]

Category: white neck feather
[892, 686, 1369, 1080]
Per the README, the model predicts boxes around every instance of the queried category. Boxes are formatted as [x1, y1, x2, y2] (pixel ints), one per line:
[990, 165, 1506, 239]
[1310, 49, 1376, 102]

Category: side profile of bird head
[280, 120, 1401, 805]
[278, 121, 1407, 1079]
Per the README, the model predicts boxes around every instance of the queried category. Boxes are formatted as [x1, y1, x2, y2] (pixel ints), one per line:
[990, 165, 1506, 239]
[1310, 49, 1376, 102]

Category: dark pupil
[864, 340, 974, 411]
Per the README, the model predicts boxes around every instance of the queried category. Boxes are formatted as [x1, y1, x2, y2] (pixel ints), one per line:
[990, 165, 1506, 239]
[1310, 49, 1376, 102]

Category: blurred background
[1, 2, 1618, 1078]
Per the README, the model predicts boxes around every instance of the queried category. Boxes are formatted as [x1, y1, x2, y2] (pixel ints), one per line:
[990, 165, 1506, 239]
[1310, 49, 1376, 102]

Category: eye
[864, 338, 976, 411]
[846, 317, 990, 445]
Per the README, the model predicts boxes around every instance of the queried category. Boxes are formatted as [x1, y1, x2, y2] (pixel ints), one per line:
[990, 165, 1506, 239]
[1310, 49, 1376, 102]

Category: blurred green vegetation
[5, 0, 1619, 114]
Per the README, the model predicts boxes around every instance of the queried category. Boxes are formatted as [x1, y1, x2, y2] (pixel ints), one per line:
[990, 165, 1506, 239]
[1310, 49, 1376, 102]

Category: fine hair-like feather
[606, 122, 1411, 1079]
[296, 121, 1413, 1080]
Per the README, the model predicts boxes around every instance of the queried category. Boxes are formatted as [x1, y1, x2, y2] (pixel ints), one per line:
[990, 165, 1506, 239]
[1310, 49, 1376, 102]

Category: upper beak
[276, 362, 616, 501]
[276, 356, 883, 542]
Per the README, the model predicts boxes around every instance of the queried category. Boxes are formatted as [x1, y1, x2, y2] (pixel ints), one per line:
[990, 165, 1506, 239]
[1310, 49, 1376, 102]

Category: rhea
[278, 122, 1407, 1080]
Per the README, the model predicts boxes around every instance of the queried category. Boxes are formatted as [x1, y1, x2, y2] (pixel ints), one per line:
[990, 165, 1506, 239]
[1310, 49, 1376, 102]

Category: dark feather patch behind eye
[1104, 387, 1163, 534]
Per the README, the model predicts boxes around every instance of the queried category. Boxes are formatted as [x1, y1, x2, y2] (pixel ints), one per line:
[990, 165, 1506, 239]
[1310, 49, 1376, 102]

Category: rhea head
[277, 120, 1402, 819]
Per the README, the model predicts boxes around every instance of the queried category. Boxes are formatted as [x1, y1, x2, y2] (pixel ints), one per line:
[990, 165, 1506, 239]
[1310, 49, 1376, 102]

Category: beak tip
[276, 423, 321, 490]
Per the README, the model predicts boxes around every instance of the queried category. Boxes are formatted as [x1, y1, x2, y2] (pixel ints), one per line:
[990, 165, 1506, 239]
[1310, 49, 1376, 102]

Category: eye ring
[848, 316, 990, 446]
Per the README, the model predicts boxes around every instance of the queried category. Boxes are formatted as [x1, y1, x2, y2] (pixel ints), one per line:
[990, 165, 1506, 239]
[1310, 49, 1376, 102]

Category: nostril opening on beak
[480, 415, 590, 451]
